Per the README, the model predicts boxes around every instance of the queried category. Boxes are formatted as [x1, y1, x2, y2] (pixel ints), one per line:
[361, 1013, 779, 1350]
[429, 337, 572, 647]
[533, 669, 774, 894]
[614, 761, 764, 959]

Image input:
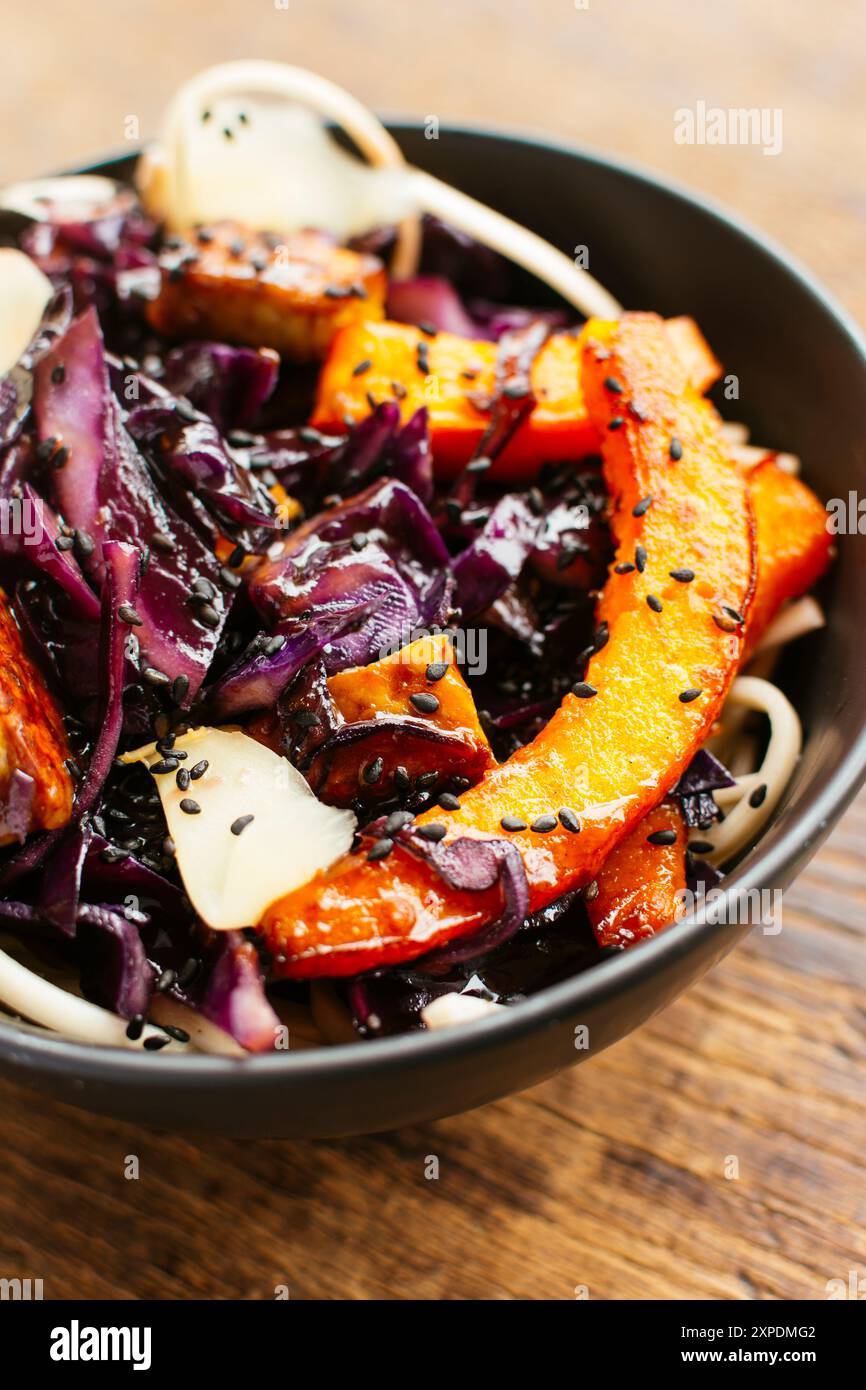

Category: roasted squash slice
[0, 589, 73, 843]
[744, 457, 832, 653]
[589, 458, 831, 946]
[310, 316, 721, 483]
[250, 634, 495, 806]
[147, 223, 387, 362]
[260, 312, 755, 978]
[587, 801, 687, 949]
[318, 634, 495, 803]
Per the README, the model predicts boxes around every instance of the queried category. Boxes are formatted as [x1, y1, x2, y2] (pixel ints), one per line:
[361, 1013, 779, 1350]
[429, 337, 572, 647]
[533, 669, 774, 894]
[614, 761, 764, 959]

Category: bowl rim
[2, 121, 866, 1090]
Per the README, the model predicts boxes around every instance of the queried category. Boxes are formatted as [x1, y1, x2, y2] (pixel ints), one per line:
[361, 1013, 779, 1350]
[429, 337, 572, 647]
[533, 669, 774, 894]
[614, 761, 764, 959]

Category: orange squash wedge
[589, 457, 831, 948]
[586, 801, 687, 949]
[744, 457, 832, 653]
[310, 316, 722, 484]
[259, 312, 755, 978]
[0, 589, 73, 843]
[249, 634, 496, 807]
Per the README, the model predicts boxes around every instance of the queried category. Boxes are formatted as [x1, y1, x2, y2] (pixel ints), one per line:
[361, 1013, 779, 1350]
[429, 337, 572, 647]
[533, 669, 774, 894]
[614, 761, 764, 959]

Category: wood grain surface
[1, 0, 864, 1301]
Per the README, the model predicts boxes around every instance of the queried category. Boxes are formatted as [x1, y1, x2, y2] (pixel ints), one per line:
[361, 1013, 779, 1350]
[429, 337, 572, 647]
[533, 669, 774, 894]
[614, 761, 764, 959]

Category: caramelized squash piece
[315, 635, 495, 805]
[745, 457, 832, 652]
[587, 802, 687, 948]
[259, 313, 755, 978]
[590, 458, 831, 946]
[147, 223, 386, 362]
[311, 316, 721, 483]
[0, 589, 73, 843]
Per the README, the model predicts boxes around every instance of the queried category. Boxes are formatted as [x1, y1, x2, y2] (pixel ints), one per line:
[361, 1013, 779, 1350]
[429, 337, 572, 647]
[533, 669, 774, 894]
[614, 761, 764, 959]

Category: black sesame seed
[712, 612, 739, 633]
[51, 363, 66, 385]
[394, 765, 411, 791]
[723, 605, 745, 625]
[143, 1036, 170, 1051]
[669, 567, 695, 582]
[150, 757, 179, 775]
[117, 602, 141, 626]
[646, 594, 663, 613]
[635, 544, 647, 573]
[228, 544, 246, 568]
[363, 757, 384, 785]
[125, 1014, 145, 1041]
[572, 682, 598, 699]
[163, 1024, 191, 1043]
[231, 814, 255, 836]
[689, 840, 715, 855]
[410, 691, 440, 714]
[500, 815, 527, 832]
[418, 321, 438, 338]
[679, 688, 703, 703]
[632, 495, 653, 517]
[558, 808, 581, 833]
[385, 810, 414, 836]
[416, 771, 439, 789]
[367, 837, 394, 862]
[143, 666, 170, 687]
[53, 446, 70, 470]
[647, 828, 677, 845]
[350, 532, 368, 552]
[604, 375, 624, 394]
[351, 358, 373, 377]
[35, 436, 57, 462]
[74, 530, 95, 558]
[669, 436, 683, 461]
[189, 760, 208, 780]
[593, 622, 609, 652]
[177, 957, 199, 986]
[608, 416, 624, 431]
[196, 603, 221, 629]
[425, 660, 449, 682]
[416, 822, 447, 842]
[292, 709, 321, 728]
[155, 968, 176, 993]
[151, 531, 175, 552]
[176, 768, 190, 791]
[171, 673, 190, 707]
[614, 561, 635, 574]
[749, 783, 768, 809]
[531, 814, 558, 833]
[438, 792, 461, 811]
[179, 798, 201, 815]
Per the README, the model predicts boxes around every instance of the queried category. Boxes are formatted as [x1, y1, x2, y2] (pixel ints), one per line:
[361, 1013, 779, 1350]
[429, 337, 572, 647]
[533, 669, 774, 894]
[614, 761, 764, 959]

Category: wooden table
[1, 0, 864, 1300]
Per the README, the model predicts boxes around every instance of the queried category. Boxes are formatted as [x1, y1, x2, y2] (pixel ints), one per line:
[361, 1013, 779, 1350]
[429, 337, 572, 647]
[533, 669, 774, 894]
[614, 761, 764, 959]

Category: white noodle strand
[144, 60, 620, 316]
[704, 677, 802, 865]
[0, 942, 186, 1051]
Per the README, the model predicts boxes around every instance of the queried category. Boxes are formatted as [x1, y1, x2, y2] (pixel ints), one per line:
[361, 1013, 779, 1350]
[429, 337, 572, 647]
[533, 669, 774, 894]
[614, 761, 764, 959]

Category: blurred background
[0, 0, 864, 1301]
[4, 0, 865, 320]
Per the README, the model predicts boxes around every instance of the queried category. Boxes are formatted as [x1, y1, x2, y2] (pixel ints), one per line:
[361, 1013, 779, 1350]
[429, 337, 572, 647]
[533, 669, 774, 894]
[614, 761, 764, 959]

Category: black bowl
[1, 128, 864, 1138]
